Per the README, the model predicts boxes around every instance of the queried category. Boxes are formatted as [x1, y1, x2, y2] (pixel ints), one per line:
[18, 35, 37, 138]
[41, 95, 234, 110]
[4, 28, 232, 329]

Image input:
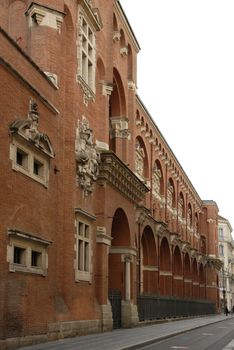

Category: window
[31, 250, 42, 267]
[7, 229, 52, 276]
[219, 244, 224, 256]
[79, 16, 95, 91]
[16, 148, 28, 168]
[219, 227, 224, 240]
[14, 246, 26, 265]
[75, 209, 95, 282]
[10, 140, 49, 187]
[76, 3, 102, 104]
[76, 220, 91, 281]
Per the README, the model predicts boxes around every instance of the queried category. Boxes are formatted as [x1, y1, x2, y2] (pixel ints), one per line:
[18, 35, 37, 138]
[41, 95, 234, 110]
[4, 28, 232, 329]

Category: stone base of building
[0, 319, 101, 350]
[100, 303, 113, 332]
[121, 300, 139, 327]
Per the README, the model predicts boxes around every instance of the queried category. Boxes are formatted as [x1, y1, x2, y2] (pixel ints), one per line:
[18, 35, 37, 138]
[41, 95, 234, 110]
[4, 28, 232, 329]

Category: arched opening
[159, 237, 172, 295]
[141, 226, 157, 293]
[135, 136, 149, 179]
[108, 208, 131, 328]
[200, 235, 206, 255]
[184, 253, 192, 298]
[167, 178, 176, 209]
[109, 68, 126, 156]
[173, 246, 183, 297]
[127, 44, 133, 81]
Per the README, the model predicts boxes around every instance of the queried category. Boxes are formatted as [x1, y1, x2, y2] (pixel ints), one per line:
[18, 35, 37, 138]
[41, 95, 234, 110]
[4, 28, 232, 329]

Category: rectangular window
[75, 218, 92, 282]
[13, 246, 26, 265]
[16, 148, 28, 169]
[219, 227, 224, 239]
[31, 250, 42, 267]
[11, 140, 49, 187]
[33, 158, 44, 178]
[79, 15, 95, 92]
[219, 244, 224, 256]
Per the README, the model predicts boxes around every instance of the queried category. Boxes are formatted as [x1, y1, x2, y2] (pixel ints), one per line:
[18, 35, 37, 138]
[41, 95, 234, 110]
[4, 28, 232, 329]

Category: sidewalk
[19, 314, 231, 350]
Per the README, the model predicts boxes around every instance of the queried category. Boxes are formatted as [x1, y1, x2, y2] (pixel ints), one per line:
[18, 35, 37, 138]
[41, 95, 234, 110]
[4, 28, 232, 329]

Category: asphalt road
[138, 318, 234, 350]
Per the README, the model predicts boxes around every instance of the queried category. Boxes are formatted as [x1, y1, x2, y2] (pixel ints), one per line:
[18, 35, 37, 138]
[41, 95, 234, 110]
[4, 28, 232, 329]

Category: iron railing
[137, 294, 216, 321]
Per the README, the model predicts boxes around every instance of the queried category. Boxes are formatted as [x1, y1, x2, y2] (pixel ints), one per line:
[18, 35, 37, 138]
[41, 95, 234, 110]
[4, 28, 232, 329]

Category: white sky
[122, 0, 234, 231]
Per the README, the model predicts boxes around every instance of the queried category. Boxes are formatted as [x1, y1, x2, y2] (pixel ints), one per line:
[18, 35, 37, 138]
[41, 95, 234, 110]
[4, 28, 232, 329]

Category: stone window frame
[7, 229, 52, 276]
[219, 227, 224, 240]
[77, 6, 96, 102]
[219, 244, 224, 256]
[74, 208, 95, 283]
[10, 136, 50, 188]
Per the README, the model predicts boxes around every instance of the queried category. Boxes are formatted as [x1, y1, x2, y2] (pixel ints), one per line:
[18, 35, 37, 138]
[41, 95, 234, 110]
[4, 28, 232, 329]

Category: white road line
[222, 338, 234, 349]
[171, 347, 189, 349]
[202, 333, 214, 336]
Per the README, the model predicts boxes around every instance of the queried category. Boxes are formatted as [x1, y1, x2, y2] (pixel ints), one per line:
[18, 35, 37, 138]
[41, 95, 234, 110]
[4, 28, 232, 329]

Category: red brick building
[0, 0, 222, 347]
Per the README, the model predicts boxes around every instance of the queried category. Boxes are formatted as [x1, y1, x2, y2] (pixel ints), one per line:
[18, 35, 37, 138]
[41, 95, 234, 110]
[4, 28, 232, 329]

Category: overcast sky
[122, 0, 234, 231]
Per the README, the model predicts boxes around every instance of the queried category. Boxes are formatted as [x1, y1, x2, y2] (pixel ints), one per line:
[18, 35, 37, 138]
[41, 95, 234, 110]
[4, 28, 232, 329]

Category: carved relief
[10, 100, 54, 158]
[110, 117, 130, 139]
[75, 116, 100, 196]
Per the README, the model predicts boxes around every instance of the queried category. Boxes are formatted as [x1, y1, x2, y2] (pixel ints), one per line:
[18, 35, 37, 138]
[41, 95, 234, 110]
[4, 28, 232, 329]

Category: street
[138, 318, 234, 350]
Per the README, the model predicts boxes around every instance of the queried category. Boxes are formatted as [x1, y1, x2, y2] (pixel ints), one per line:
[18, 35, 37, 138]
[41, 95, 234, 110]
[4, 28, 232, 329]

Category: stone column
[96, 227, 113, 332]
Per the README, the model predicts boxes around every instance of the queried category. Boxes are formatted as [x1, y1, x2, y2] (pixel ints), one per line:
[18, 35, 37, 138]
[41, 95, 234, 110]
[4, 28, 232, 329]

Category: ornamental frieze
[75, 116, 100, 196]
[98, 151, 149, 203]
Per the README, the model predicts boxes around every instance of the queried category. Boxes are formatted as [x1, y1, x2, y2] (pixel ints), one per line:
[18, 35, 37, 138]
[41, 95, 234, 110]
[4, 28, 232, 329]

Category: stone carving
[9, 100, 54, 158]
[135, 141, 145, 178]
[75, 116, 100, 196]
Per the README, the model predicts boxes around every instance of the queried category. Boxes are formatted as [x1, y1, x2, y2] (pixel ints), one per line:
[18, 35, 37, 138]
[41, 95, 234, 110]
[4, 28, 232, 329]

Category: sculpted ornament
[9, 100, 54, 158]
[75, 116, 100, 196]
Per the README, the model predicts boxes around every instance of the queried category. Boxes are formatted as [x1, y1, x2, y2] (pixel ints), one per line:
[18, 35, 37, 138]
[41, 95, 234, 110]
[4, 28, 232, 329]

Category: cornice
[114, 1, 140, 53]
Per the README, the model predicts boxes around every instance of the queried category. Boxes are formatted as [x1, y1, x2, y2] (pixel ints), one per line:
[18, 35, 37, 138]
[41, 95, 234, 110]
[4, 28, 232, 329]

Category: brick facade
[0, 0, 222, 348]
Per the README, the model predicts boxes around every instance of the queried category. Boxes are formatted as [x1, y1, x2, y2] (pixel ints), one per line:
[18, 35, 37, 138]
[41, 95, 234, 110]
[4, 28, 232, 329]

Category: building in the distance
[218, 215, 234, 312]
[0, 0, 222, 348]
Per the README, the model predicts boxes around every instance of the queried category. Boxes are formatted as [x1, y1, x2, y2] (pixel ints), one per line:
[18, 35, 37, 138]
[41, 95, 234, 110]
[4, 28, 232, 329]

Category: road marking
[222, 338, 234, 349]
[202, 333, 214, 336]
[171, 347, 189, 349]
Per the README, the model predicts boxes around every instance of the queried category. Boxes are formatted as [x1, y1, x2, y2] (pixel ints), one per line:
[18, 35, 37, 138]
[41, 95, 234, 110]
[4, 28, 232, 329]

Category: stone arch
[173, 245, 183, 296]
[184, 252, 192, 297]
[141, 226, 157, 293]
[135, 136, 149, 179]
[159, 237, 172, 295]
[8, 0, 27, 50]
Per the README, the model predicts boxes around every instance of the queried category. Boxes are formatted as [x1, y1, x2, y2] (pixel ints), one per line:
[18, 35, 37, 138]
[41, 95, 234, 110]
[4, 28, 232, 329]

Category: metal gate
[109, 289, 122, 329]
